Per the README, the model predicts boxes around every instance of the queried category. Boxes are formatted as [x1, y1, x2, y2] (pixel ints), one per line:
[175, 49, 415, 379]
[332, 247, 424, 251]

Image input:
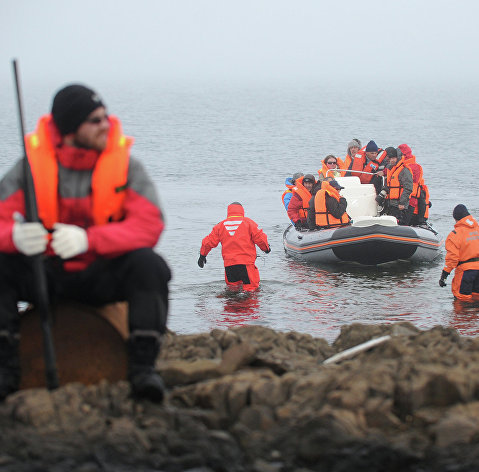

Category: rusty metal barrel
[19, 302, 129, 389]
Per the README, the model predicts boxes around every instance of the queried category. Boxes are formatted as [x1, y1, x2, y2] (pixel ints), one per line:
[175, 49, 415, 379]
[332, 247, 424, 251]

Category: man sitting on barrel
[0, 84, 171, 402]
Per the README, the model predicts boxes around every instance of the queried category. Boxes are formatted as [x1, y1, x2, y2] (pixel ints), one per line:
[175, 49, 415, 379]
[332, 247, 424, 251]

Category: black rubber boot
[128, 332, 165, 403]
[0, 333, 20, 402]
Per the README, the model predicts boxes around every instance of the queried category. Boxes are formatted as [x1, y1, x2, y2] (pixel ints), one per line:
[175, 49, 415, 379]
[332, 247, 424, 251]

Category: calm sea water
[1, 77, 479, 343]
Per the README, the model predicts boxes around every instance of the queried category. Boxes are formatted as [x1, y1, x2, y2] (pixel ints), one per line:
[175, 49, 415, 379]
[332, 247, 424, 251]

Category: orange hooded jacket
[444, 215, 479, 274]
[444, 214, 479, 301]
[200, 203, 269, 267]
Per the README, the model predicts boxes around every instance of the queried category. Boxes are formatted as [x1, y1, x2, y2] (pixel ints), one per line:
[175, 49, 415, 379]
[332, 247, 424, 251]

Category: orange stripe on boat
[284, 233, 441, 252]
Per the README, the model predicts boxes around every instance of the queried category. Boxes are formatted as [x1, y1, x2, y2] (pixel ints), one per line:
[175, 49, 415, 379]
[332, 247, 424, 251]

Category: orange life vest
[386, 158, 414, 201]
[414, 183, 431, 218]
[281, 177, 296, 208]
[281, 189, 292, 208]
[318, 156, 350, 181]
[25, 114, 132, 229]
[318, 162, 342, 181]
[403, 155, 422, 200]
[340, 155, 351, 175]
[313, 181, 351, 228]
[349, 149, 387, 183]
[400, 155, 430, 215]
[292, 176, 313, 220]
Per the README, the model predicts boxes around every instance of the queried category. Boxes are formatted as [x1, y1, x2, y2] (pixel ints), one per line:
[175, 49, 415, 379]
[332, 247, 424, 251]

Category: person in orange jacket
[198, 202, 270, 292]
[439, 204, 479, 302]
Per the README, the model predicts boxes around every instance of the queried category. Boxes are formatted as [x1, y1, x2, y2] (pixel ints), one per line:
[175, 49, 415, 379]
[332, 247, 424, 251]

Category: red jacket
[200, 203, 269, 267]
[286, 176, 313, 223]
[0, 115, 164, 271]
[287, 193, 306, 224]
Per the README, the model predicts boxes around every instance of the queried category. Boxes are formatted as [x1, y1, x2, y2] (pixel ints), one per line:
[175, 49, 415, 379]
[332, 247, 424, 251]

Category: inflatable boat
[283, 176, 441, 265]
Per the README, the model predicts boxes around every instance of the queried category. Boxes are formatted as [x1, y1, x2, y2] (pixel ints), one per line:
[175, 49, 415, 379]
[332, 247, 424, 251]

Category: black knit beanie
[51, 84, 104, 135]
[385, 147, 397, 158]
[453, 204, 470, 221]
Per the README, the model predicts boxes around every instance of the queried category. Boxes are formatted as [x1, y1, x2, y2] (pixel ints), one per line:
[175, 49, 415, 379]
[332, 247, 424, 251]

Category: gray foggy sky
[1, 0, 479, 85]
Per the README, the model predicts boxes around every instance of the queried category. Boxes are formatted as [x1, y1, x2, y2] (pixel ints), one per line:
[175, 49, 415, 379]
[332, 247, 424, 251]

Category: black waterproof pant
[459, 270, 479, 297]
[388, 205, 412, 225]
[0, 248, 171, 336]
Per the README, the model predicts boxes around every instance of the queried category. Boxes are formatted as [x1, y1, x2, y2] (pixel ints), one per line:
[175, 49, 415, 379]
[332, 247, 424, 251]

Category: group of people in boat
[282, 138, 431, 230]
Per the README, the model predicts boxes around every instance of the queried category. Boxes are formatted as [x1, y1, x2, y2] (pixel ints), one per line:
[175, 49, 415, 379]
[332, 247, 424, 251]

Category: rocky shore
[2, 322, 479, 471]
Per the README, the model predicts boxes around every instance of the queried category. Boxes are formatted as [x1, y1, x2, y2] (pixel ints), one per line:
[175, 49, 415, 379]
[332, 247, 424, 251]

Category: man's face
[303, 181, 314, 191]
[365, 151, 378, 161]
[72, 107, 110, 151]
[388, 156, 398, 168]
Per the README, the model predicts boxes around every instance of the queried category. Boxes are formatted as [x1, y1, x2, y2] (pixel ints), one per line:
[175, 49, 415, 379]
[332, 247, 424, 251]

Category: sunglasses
[85, 114, 109, 125]
[326, 161, 337, 165]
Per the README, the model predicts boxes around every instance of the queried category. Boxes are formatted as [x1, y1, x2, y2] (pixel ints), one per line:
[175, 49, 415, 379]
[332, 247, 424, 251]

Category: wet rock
[3, 322, 479, 471]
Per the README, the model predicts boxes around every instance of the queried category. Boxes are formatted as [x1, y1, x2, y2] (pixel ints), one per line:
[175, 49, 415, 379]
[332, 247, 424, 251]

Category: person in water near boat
[198, 202, 270, 292]
[307, 179, 350, 230]
[282, 172, 304, 212]
[287, 174, 315, 229]
[439, 204, 479, 302]
[0, 84, 171, 402]
[376, 149, 414, 225]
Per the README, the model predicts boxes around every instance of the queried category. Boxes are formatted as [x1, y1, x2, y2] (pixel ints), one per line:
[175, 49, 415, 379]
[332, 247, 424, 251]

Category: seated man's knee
[121, 249, 171, 291]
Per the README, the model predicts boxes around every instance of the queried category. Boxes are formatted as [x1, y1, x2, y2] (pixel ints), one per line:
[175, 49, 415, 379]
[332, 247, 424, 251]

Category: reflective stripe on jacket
[200, 203, 269, 267]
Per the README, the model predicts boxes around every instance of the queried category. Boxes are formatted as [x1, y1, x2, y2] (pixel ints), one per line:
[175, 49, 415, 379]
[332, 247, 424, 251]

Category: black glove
[375, 186, 389, 205]
[263, 245, 271, 254]
[294, 221, 304, 229]
[439, 269, 449, 287]
[198, 254, 207, 268]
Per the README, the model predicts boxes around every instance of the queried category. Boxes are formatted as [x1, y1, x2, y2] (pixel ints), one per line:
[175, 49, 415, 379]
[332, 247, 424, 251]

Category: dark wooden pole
[12, 59, 59, 390]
